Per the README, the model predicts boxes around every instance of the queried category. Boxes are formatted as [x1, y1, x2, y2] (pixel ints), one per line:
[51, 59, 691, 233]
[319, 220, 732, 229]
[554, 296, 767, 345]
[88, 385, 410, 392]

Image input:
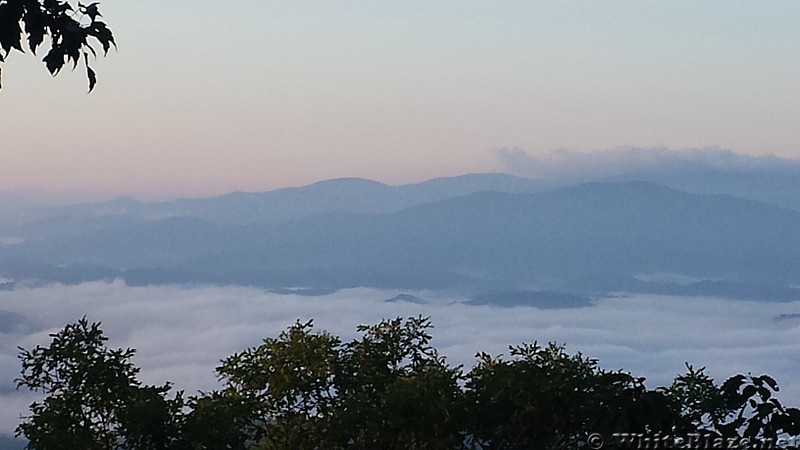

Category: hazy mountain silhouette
[3, 180, 800, 301]
[0, 174, 547, 239]
[499, 147, 800, 212]
[604, 170, 800, 212]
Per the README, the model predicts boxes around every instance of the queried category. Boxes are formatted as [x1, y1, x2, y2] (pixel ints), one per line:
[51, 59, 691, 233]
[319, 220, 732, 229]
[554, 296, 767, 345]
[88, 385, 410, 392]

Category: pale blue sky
[1, 1, 798, 197]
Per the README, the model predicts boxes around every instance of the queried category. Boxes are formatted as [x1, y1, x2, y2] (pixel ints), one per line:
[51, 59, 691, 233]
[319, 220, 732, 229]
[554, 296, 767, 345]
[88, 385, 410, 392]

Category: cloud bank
[2, 282, 800, 437]
[495, 146, 800, 180]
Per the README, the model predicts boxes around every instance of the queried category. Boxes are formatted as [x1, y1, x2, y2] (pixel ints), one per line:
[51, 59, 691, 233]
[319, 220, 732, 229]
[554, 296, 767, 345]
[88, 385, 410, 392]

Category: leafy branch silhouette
[0, 0, 115, 92]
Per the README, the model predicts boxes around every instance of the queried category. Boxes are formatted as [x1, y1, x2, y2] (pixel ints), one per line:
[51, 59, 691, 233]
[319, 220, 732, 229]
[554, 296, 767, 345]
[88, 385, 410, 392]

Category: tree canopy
[16, 316, 800, 449]
[16, 318, 182, 449]
[0, 0, 115, 92]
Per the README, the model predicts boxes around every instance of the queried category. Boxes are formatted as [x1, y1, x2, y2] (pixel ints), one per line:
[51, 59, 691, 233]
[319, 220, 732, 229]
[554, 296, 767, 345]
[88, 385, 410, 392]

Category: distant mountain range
[2, 173, 800, 304]
[0, 173, 547, 239]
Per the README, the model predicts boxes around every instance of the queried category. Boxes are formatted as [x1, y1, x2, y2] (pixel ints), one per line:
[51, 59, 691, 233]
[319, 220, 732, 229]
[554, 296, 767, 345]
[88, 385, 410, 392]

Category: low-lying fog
[2, 281, 800, 436]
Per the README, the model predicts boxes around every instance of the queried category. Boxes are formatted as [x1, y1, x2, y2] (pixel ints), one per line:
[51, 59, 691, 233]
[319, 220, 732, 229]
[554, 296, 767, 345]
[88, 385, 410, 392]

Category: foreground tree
[331, 317, 466, 449]
[0, 0, 115, 91]
[210, 319, 341, 449]
[664, 364, 800, 442]
[17, 316, 800, 449]
[16, 317, 183, 449]
[204, 316, 466, 449]
[465, 342, 679, 449]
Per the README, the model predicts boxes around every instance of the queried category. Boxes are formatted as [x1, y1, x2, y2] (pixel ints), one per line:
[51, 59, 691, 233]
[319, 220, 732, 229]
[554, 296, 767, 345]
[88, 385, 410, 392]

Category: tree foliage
[16, 317, 183, 449]
[16, 316, 800, 449]
[0, 0, 115, 92]
[665, 364, 800, 441]
[206, 316, 466, 449]
[465, 342, 678, 449]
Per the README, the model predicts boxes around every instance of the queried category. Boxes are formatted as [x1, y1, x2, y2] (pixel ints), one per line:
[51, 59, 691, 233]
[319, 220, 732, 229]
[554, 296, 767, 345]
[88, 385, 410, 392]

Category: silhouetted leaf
[78, 1, 101, 21]
[22, 3, 47, 53]
[85, 53, 95, 91]
[721, 374, 745, 394]
[761, 375, 779, 391]
[84, 41, 97, 57]
[0, 2, 25, 53]
[42, 45, 65, 74]
[742, 385, 757, 399]
[87, 20, 114, 54]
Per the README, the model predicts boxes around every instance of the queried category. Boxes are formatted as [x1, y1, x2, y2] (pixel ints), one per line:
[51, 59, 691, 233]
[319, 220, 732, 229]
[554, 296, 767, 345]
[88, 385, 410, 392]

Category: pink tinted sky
[1, 0, 798, 199]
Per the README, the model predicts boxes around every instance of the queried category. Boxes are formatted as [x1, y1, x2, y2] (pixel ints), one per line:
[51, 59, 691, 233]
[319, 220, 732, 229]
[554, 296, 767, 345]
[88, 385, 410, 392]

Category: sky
[3, 282, 800, 436]
[1, 1, 799, 198]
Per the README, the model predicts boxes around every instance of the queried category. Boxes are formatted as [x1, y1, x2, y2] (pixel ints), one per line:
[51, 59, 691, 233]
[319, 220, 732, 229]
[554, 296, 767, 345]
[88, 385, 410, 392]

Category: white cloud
[495, 146, 800, 179]
[2, 281, 800, 436]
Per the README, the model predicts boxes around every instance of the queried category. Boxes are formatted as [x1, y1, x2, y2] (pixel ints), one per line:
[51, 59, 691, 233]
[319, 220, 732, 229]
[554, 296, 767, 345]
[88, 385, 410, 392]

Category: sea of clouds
[2, 281, 800, 436]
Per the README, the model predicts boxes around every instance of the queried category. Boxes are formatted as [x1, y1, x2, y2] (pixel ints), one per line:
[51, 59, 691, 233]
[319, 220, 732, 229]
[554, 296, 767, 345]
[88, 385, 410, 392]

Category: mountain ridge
[3, 180, 800, 301]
